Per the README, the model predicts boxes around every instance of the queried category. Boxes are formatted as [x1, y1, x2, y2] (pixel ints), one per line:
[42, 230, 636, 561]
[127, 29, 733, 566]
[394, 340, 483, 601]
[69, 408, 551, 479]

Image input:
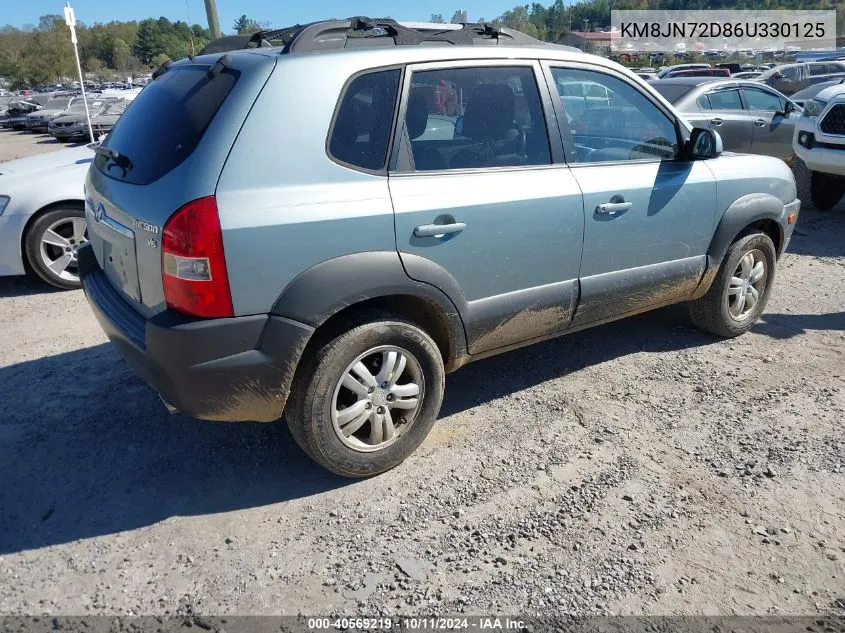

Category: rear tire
[689, 231, 776, 338]
[809, 172, 845, 212]
[24, 206, 88, 290]
[286, 312, 445, 478]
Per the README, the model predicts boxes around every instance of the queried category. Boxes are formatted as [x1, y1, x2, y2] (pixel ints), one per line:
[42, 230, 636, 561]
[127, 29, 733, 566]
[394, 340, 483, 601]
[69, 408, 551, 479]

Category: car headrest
[332, 99, 360, 145]
[406, 90, 429, 140]
[461, 83, 514, 142]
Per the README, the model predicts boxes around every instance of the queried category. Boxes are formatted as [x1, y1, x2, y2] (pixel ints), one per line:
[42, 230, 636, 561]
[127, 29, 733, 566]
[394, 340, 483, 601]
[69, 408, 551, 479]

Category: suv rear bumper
[78, 245, 314, 422]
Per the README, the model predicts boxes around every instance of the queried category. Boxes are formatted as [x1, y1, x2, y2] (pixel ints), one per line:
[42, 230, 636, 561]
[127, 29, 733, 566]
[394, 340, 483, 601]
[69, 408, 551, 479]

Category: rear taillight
[161, 196, 234, 318]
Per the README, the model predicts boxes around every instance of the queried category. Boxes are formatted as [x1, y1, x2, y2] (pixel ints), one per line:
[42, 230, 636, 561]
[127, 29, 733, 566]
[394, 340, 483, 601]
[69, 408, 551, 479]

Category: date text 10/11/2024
[307, 618, 527, 630]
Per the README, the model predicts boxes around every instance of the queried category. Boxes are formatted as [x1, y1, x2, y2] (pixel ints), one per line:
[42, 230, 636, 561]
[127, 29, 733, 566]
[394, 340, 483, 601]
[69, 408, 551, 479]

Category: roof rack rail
[197, 17, 554, 56]
[283, 18, 547, 53]
[196, 25, 304, 55]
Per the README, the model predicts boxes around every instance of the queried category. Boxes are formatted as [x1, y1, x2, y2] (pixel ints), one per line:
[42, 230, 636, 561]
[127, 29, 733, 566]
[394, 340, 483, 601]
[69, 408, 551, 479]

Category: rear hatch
[84, 51, 276, 318]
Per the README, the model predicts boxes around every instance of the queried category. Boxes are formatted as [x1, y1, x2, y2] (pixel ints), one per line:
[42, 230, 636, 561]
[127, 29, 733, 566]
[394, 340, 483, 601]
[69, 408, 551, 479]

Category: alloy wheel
[726, 248, 768, 320]
[39, 216, 88, 283]
[331, 346, 424, 452]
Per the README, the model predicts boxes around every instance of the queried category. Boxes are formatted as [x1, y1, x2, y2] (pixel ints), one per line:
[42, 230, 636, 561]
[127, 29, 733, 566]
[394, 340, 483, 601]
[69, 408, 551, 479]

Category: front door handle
[754, 118, 767, 127]
[710, 118, 724, 126]
[413, 222, 466, 238]
[595, 202, 632, 216]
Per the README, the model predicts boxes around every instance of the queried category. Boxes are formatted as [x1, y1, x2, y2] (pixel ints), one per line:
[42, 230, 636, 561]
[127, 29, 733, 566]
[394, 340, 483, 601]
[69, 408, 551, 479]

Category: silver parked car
[24, 95, 75, 131]
[757, 61, 845, 96]
[651, 77, 801, 160]
[35, 95, 108, 132]
[49, 99, 128, 141]
[790, 77, 845, 107]
[79, 18, 799, 477]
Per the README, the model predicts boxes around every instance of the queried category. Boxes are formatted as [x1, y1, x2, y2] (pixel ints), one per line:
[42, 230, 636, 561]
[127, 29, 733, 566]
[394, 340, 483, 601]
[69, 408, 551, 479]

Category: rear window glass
[652, 84, 695, 104]
[101, 100, 129, 115]
[95, 65, 239, 185]
[47, 97, 72, 108]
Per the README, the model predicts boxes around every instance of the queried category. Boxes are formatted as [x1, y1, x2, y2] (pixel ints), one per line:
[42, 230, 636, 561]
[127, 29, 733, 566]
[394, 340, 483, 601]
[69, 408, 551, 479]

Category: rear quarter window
[95, 65, 239, 185]
[328, 69, 401, 172]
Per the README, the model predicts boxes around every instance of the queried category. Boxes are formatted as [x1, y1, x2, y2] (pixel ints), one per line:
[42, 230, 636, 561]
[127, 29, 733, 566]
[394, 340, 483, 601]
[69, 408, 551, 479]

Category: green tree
[133, 19, 160, 65]
[113, 37, 132, 73]
[497, 5, 540, 37]
[37, 14, 64, 31]
[84, 56, 105, 74]
[151, 52, 170, 67]
[233, 14, 265, 34]
[0, 13, 208, 86]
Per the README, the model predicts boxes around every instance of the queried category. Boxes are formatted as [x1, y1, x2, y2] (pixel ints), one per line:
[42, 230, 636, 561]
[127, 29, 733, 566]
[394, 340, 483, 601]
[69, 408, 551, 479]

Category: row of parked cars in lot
[0, 91, 135, 140]
[634, 59, 845, 96]
[0, 19, 843, 476]
[625, 58, 845, 213]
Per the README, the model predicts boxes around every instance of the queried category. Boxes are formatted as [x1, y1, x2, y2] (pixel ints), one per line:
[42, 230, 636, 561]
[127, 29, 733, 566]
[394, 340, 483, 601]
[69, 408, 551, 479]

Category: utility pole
[204, 0, 222, 38]
[582, 18, 589, 52]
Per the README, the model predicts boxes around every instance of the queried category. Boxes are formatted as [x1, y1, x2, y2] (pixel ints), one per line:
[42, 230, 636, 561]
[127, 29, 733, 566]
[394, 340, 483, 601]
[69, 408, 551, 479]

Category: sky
[5, 0, 521, 31]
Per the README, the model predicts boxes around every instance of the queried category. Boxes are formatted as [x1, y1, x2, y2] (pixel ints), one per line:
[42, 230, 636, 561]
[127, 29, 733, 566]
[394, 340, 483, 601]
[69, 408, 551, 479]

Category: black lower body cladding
[78, 245, 314, 422]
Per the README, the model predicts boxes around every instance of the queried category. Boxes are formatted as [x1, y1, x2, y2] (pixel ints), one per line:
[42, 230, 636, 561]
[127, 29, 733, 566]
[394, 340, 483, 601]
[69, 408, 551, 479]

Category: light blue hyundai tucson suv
[79, 18, 800, 477]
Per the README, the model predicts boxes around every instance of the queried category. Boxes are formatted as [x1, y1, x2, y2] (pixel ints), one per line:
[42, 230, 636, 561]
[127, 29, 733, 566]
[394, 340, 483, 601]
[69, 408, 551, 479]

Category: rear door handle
[710, 118, 724, 126]
[595, 202, 632, 216]
[754, 118, 767, 127]
[413, 222, 466, 238]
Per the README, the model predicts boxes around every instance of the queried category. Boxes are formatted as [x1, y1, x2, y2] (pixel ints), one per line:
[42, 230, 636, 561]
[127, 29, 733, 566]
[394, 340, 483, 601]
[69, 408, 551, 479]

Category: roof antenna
[185, 0, 196, 58]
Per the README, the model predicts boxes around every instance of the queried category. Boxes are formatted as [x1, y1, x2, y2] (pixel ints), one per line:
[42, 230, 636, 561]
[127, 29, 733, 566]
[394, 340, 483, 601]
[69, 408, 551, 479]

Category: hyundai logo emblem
[93, 203, 105, 223]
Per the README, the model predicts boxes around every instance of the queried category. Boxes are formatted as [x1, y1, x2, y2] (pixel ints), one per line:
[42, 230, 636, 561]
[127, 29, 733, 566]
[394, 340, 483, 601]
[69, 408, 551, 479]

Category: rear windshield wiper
[92, 144, 133, 172]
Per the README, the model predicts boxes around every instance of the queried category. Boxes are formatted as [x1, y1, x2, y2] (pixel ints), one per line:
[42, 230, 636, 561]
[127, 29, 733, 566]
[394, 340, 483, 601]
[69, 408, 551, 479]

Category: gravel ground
[0, 129, 85, 162]
[0, 130, 843, 617]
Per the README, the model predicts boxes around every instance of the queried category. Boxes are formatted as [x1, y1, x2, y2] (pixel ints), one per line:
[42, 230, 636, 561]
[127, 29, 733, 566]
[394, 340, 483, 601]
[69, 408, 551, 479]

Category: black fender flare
[271, 251, 469, 361]
[691, 193, 785, 299]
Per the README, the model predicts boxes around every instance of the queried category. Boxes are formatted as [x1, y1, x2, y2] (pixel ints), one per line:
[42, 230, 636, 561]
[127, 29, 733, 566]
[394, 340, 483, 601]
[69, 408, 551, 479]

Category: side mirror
[689, 127, 722, 159]
[783, 101, 796, 114]
[773, 71, 785, 80]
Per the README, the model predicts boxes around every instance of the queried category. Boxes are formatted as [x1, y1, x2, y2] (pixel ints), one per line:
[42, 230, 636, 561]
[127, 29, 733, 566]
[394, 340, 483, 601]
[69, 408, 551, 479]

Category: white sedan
[0, 144, 94, 289]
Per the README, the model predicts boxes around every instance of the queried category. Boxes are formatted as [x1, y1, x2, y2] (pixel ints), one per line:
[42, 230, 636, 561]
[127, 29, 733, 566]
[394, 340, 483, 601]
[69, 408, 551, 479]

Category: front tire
[689, 231, 777, 338]
[792, 158, 811, 208]
[24, 206, 88, 290]
[286, 312, 445, 478]
[809, 172, 845, 212]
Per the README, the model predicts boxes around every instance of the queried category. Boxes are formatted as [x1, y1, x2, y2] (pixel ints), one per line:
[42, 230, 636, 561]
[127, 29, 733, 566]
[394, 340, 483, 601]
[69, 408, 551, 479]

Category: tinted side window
[706, 89, 743, 110]
[697, 94, 711, 110]
[809, 63, 827, 76]
[743, 88, 782, 111]
[551, 67, 678, 163]
[404, 66, 551, 171]
[329, 69, 400, 172]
